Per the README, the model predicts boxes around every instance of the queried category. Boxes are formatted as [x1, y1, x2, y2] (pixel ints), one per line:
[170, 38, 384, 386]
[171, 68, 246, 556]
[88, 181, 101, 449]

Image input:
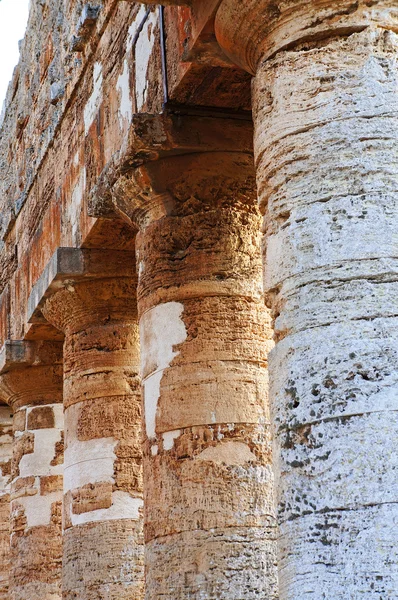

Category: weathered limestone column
[41, 257, 144, 599]
[0, 341, 63, 600]
[113, 151, 278, 599]
[216, 1, 398, 597]
[0, 406, 12, 599]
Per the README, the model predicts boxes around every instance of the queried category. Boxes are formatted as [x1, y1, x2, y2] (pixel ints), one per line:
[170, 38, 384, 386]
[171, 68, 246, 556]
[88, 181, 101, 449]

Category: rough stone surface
[252, 23, 398, 600]
[0, 407, 13, 599]
[125, 152, 279, 599]
[42, 275, 144, 600]
[2, 0, 398, 598]
[0, 341, 63, 600]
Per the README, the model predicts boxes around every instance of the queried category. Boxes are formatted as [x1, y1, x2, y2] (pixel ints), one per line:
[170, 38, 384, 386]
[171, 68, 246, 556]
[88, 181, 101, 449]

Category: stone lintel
[0, 340, 63, 375]
[88, 111, 254, 220]
[27, 248, 136, 325]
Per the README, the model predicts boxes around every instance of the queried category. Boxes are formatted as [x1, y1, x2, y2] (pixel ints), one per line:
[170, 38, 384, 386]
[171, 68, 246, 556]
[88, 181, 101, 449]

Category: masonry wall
[0, 0, 166, 347]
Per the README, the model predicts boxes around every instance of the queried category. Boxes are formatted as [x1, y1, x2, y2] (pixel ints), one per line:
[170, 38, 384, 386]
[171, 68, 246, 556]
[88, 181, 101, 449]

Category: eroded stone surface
[0, 342, 63, 600]
[131, 152, 279, 599]
[0, 406, 13, 599]
[43, 277, 144, 600]
[252, 25, 398, 600]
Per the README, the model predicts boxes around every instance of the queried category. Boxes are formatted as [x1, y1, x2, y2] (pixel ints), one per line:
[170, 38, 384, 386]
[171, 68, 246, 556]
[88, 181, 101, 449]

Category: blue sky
[0, 0, 30, 108]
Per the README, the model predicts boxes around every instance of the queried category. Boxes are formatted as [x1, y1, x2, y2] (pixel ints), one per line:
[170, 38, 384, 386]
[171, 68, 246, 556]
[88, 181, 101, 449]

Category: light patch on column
[162, 430, 181, 451]
[64, 404, 143, 526]
[20, 407, 63, 478]
[71, 491, 143, 527]
[126, 5, 148, 53]
[13, 491, 61, 529]
[13, 404, 63, 528]
[64, 404, 117, 493]
[151, 444, 158, 456]
[0, 407, 12, 493]
[84, 62, 103, 135]
[140, 302, 187, 439]
[117, 59, 133, 129]
[135, 11, 158, 112]
[196, 441, 257, 466]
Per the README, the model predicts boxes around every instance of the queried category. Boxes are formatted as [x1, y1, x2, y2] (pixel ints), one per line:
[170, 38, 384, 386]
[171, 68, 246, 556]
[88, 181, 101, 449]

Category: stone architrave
[0, 341, 64, 600]
[215, 1, 398, 597]
[33, 249, 144, 600]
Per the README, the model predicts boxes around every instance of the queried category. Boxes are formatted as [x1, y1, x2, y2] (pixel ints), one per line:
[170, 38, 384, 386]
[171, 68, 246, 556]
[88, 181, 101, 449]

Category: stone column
[113, 151, 278, 599]
[0, 341, 63, 600]
[42, 268, 144, 599]
[0, 406, 12, 599]
[216, 1, 398, 597]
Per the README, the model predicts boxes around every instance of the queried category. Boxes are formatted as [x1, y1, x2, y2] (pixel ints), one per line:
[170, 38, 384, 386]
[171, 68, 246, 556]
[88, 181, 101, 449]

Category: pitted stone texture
[10, 403, 63, 600]
[141, 296, 271, 436]
[0, 343, 63, 600]
[63, 519, 144, 600]
[132, 153, 262, 312]
[278, 504, 398, 598]
[253, 27, 398, 598]
[144, 424, 275, 539]
[43, 277, 144, 599]
[0, 407, 13, 599]
[146, 527, 278, 600]
[133, 152, 278, 599]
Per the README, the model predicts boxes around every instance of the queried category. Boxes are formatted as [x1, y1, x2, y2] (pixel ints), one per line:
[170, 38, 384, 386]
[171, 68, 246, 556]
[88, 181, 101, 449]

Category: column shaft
[0, 341, 63, 600]
[253, 28, 398, 597]
[43, 275, 144, 600]
[131, 152, 278, 599]
[215, 3, 398, 596]
[0, 406, 12, 599]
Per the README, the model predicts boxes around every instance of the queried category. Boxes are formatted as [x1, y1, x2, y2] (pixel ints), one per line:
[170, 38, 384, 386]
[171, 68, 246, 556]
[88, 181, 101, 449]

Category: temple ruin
[0, 1, 397, 598]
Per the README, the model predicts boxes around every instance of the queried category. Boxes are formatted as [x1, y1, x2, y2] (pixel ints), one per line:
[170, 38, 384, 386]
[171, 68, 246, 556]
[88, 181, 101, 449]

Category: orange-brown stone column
[117, 152, 278, 599]
[42, 275, 144, 600]
[0, 406, 12, 599]
[0, 341, 63, 600]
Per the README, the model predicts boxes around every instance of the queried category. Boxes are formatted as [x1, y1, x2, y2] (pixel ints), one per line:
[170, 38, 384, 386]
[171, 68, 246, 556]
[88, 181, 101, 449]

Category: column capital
[105, 152, 260, 315]
[0, 340, 63, 410]
[215, 0, 398, 74]
[111, 151, 256, 230]
[88, 112, 254, 226]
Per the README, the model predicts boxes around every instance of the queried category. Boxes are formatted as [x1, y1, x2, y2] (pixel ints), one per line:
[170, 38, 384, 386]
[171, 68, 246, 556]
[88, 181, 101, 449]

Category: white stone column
[215, 1, 398, 597]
